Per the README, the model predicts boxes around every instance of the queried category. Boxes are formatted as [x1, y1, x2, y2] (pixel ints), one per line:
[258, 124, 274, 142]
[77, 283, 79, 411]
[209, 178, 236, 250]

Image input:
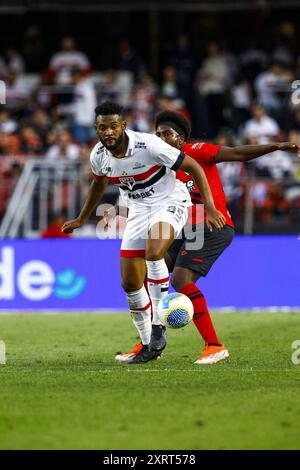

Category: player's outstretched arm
[215, 142, 300, 163]
[62, 177, 109, 233]
[179, 155, 226, 231]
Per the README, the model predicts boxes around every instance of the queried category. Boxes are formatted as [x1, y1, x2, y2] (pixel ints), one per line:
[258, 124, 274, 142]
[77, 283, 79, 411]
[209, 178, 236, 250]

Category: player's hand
[61, 218, 84, 234]
[278, 142, 300, 158]
[206, 209, 226, 232]
[101, 207, 117, 232]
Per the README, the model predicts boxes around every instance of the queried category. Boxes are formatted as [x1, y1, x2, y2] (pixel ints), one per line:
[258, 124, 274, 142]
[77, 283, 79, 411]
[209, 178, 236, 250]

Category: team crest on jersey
[119, 176, 135, 189]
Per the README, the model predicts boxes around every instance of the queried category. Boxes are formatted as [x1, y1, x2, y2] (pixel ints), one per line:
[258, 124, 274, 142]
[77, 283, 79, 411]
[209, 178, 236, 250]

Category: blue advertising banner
[0, 237, 299, 310]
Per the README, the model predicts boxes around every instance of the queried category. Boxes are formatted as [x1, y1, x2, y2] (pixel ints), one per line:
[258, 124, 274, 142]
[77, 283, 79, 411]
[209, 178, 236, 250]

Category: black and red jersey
[176, 142, 234, 228]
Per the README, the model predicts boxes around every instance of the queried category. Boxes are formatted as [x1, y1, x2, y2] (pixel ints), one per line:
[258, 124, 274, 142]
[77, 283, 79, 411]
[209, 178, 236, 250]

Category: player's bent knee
[121, 279, 144, 292]
[170, 276, 186, 292]
[146, 253, 164, 261]
[145, 249, 166, 261]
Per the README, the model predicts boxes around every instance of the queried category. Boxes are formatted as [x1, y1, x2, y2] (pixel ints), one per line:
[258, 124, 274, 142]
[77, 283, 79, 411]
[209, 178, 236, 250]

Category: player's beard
[100, 134, 123, 152]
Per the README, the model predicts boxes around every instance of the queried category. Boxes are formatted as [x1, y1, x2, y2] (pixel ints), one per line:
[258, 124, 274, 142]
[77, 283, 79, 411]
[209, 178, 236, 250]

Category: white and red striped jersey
[90, 129, 190, 208]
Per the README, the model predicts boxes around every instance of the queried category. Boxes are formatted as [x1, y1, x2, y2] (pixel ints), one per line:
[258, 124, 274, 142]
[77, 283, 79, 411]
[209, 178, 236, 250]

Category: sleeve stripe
[171, 151, 185, 171]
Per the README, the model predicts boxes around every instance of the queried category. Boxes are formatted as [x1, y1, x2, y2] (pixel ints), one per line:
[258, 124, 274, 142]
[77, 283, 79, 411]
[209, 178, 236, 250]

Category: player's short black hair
[155, 110, 191, 141]
[95, 102, 124, 119]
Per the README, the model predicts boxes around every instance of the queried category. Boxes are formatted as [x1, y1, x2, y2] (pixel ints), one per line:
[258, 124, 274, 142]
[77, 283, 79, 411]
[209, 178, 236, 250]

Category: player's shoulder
[130, 130, 159, 146]
[183, 141, 220, 163]
[127, 130, 164, 153]
[184, 142, 207, 152]
[183, 142, 212, 156]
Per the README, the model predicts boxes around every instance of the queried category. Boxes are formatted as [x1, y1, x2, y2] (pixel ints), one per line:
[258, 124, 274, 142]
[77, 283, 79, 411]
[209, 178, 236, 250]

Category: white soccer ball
[158, 292, 194, 329]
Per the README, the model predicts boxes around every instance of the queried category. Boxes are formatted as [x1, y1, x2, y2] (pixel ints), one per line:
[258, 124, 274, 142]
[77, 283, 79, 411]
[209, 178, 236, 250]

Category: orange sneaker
[194, 343, 229, 365]
[115, 342, 144, 363]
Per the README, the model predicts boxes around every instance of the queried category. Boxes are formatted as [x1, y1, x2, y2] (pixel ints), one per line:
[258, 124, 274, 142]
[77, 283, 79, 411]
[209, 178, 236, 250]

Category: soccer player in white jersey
[62, 102, 226, 363]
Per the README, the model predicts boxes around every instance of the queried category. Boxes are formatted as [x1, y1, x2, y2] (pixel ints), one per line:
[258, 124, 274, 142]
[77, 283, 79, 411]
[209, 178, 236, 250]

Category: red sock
[179, 283, 220, 345]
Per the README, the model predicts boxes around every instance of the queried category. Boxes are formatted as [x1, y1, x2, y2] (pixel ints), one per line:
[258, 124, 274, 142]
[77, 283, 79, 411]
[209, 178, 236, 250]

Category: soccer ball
[158, 292, 194, 329]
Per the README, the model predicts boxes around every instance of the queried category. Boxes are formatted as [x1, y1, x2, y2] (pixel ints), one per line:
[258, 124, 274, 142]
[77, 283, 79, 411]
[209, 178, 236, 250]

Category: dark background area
[0, 4, 299, 77]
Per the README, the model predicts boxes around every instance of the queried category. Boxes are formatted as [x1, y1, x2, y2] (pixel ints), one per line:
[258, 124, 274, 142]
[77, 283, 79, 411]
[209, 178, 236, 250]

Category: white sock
[126, 286, 152, 345]
[146, 259, 169, 325]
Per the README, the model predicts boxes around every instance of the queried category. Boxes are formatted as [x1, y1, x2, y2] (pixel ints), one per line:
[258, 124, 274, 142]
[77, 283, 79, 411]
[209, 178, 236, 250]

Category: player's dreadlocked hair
[155, 111, 191, 141]
[95, 102, 124, 119]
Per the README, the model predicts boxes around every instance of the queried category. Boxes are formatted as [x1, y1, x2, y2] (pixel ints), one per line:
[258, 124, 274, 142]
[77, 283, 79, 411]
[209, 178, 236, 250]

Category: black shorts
[167, 224, 234, 277]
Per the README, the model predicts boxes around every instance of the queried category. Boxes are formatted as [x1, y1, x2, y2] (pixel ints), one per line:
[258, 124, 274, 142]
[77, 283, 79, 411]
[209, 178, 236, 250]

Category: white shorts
[120, 191, 191, 257]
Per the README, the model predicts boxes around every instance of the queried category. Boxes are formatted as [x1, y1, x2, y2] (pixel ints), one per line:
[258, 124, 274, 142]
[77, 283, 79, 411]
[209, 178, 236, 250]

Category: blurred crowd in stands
[0, 19, 300, 233]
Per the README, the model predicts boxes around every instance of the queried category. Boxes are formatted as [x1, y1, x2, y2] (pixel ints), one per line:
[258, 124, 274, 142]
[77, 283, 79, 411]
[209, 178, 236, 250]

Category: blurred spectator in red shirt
[41, 213, 70, 238]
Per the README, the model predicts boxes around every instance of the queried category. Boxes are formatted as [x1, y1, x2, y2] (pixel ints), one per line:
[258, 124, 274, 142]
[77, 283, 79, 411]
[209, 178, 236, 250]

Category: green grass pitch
[0, 312, 300, 450]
